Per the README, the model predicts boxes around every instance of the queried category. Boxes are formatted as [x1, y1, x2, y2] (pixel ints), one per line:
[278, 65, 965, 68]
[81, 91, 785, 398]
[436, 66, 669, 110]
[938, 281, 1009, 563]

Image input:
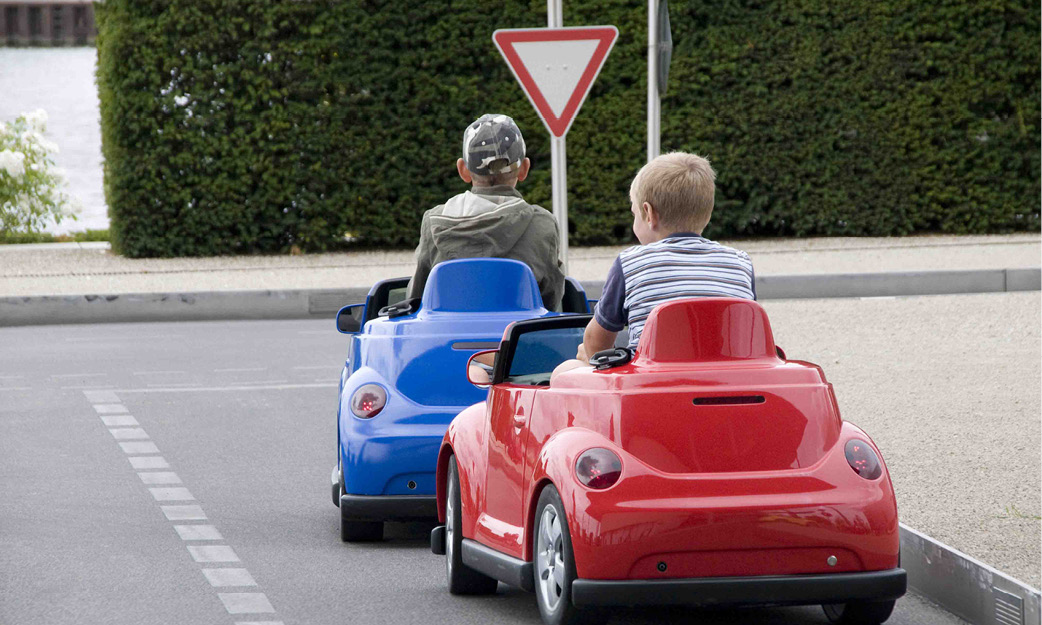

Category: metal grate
[994, 587, 1024, 625]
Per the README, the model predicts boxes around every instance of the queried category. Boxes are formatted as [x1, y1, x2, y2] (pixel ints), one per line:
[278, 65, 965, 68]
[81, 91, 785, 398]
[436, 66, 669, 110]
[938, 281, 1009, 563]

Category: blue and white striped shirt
[594, 233, 756, 348]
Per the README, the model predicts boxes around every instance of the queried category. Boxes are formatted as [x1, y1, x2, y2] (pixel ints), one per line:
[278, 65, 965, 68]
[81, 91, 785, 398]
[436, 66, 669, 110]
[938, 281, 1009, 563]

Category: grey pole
[548, 0, 568, 273]
[647, 0, 660, 162]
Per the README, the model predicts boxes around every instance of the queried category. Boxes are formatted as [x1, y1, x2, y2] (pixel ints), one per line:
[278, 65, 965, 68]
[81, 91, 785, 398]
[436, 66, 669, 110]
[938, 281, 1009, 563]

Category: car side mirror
[336, 304, 365, 334]
[586, 298, 598, 311]
[466, 349, 498, 388]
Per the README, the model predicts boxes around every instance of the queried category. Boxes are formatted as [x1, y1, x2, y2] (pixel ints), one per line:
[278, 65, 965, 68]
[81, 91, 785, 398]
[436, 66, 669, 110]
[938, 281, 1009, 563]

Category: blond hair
[629, 152, 716, 233]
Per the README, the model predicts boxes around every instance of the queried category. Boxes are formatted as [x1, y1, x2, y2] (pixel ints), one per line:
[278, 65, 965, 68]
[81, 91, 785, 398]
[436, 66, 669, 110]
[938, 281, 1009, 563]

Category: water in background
[0, 47, 106, 233]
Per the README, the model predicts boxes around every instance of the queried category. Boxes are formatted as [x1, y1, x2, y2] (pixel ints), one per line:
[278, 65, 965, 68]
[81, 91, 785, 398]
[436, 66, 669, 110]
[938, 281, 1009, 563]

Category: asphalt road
[0, 313, 978, 625]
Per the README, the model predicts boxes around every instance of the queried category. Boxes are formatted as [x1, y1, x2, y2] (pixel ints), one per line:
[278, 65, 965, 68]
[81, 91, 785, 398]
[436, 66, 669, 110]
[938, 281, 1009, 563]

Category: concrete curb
[901, 523, 1041, 625]
[0, 268, 1038, 327]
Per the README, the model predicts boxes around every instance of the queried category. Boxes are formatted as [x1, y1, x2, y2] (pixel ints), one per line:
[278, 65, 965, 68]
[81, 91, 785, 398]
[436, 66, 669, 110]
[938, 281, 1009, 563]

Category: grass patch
[0, 229, 110, 245]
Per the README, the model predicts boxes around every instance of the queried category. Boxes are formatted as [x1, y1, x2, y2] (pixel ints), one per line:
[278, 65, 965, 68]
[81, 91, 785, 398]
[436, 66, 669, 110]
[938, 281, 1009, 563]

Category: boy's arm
[578, 256, 627, 362]
[406, 212, 434, 300]
[579, 318, 618, 362]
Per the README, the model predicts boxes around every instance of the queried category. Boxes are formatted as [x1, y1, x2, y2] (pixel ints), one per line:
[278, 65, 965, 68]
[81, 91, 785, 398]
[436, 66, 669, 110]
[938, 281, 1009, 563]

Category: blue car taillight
[350, 384, 386, 419]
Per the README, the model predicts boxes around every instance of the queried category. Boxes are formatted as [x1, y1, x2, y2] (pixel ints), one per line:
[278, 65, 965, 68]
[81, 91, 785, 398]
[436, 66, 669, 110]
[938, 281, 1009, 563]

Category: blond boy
[572, 152, 756, 366]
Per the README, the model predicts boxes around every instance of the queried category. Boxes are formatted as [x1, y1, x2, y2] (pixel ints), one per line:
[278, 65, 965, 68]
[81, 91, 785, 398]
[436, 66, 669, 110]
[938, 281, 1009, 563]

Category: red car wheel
[533, 485, 596, 625]
[445, 456, 498, 595]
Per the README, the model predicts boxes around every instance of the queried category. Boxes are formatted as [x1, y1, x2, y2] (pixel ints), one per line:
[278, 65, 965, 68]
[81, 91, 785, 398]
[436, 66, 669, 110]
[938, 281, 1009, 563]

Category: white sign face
[512, 39, 600, 119]
[493, 26, 619, 138]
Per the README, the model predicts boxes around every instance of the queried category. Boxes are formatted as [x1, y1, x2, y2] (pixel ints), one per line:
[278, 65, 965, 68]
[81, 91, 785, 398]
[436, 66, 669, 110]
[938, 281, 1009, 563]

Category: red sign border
[493, 26, 619, 138]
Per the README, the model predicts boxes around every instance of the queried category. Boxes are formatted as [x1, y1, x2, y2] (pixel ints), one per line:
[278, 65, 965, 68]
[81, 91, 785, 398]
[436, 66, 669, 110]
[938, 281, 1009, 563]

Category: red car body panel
[436, 298, 900, 584]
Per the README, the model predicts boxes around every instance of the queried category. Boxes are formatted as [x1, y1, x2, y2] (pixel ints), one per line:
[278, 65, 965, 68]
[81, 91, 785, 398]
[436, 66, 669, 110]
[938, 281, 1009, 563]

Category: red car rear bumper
[570, 568, 906, 607]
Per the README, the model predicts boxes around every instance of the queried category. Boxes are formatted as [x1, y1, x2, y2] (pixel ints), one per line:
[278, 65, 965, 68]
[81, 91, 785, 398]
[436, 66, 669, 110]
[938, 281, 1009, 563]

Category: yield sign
[493, 26, 618, 138]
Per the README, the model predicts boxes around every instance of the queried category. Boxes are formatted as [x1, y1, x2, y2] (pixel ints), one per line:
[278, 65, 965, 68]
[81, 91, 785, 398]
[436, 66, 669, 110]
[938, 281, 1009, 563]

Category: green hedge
[97, 0, 1040, 257]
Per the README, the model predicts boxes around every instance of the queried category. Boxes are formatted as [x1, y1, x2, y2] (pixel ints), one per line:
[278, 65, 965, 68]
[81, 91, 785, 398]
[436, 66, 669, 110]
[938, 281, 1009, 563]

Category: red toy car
[430, 297, 905, 625]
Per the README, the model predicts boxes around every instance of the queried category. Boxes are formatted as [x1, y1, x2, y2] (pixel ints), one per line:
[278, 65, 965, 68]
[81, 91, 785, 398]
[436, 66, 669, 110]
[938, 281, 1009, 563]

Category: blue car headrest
[421, 258, 544, 313]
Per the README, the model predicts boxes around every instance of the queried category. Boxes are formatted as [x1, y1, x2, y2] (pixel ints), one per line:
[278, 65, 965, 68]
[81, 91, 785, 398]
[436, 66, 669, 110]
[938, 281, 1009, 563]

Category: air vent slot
[692, 395, 765, 406]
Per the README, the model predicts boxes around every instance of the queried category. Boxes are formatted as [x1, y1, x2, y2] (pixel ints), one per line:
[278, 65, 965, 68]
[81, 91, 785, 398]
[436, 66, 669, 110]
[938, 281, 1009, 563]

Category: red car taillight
[575, 448, 622, 489]
[844, 439, 882, 480]
[350, 384, 386, 419]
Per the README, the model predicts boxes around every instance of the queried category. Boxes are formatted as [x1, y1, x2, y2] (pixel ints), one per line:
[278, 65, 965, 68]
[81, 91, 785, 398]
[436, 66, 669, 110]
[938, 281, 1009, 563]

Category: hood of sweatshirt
[427, 187, 537, 258]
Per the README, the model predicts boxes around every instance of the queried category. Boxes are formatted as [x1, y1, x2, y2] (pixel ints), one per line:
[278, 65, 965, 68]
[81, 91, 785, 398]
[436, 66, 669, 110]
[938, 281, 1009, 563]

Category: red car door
[477, 383, 536, 558]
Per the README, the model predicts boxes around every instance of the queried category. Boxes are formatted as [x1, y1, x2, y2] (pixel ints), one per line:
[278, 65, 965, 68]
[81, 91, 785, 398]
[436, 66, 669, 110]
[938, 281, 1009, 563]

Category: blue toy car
[331, 258, 591, 541]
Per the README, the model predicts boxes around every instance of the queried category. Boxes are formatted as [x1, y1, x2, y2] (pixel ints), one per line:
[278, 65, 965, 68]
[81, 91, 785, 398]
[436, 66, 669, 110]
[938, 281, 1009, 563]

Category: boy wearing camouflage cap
[406, 114, 565, 310]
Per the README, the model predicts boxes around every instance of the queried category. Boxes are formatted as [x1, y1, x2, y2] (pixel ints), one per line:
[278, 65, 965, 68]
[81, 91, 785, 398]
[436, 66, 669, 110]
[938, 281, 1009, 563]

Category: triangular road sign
[493, 26, 618, 138]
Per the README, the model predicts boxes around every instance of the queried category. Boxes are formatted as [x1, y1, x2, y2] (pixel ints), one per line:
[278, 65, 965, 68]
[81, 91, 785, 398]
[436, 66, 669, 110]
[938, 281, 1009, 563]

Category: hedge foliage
[97, 0, 1040, 257]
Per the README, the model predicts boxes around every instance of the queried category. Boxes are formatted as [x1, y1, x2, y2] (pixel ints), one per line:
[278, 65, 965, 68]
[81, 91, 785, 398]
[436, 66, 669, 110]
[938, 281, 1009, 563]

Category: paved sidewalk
[0, 233, 1038, 296]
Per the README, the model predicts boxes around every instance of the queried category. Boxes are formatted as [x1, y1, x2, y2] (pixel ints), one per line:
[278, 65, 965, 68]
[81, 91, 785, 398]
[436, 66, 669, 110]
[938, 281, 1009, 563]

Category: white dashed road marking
[188, 545, 240, 563]
[174, 524, 223, 540]
[129, 456, 169, 469]
[203, 568, 257, 587]
[116, 382, 337, 393]
[119, 441, 159, 454]
[93, 404, 129, 414]
[138, 472, 182, 485]
[84, 390, 120, 403]
[149, 487, 195, 501]
[102, 415, 139, 426]
[218, 593, 275, 614]
[132, 370, 186, 376]
[110, 428, 150, 440]
[85, 389, 285, 621]
[161, 505, 207, 521]
[51, 372, 107, 379]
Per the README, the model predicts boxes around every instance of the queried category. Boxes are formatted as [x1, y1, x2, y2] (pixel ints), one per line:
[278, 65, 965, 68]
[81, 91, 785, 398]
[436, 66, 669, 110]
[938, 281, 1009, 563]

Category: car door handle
[512, 415, 527, 428]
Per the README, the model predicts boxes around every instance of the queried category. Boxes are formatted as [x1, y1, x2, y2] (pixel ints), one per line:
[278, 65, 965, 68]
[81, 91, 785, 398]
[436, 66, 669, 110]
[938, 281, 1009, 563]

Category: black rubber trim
[570, 568, 907, 608]
[430, 525, 446, 555]
[460, 538, 534, 592]
[339, 494, 437, 521]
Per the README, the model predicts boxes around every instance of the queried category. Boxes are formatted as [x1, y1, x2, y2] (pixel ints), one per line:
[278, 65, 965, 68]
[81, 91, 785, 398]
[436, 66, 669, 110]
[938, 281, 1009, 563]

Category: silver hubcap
[445, 473, 455, 577]
[535, 505, 565, 612]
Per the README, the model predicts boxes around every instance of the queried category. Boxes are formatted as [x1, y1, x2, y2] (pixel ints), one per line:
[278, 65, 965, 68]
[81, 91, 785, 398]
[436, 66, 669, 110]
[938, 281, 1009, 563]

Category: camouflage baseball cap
[462, 114, 526, 176]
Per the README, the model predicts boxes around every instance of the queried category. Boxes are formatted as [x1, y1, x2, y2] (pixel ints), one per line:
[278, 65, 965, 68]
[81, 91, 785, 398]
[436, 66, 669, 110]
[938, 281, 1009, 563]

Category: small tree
[0, 109, 77, 234]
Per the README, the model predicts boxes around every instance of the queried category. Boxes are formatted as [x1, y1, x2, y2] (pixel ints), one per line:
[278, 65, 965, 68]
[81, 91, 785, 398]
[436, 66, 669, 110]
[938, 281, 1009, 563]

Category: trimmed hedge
[97, 0, 1040, 257]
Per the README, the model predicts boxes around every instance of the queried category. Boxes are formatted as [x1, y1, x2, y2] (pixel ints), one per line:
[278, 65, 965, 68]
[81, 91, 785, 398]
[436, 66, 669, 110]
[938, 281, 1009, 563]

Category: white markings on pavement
[146, 382, 203, 388]
[218, 593, 275, 614]
[51, 372, 107, 379]
[93, 404, 129, 414]
[174, 524, 222, 540]
[202, 568, 257, 587]
[116, 382, 337, 393]
[84, 389, 120, 403]
[84, 389, 284, 622]
[138, 471, 182, 485]
[214, 367, 267, 373]
[129, 456, 169, 470]
[132, 370, 186, 376]
[119, 441, 159, 454]
[188, 545, 240, 563]
[102, 415, 139, 426]
[61, 385, 117, 390]
[149, 487, 194, 501]
[161, 505, 206, 521]
[110, 428, 149, 440]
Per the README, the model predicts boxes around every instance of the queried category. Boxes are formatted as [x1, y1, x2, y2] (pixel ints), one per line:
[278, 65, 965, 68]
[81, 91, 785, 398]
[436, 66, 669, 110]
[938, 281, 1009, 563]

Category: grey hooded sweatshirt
[406, 185, 565, 311]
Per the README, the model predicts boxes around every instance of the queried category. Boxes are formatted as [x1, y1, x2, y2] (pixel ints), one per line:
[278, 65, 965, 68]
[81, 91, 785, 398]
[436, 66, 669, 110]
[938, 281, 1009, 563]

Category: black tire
[533, 485, 594, 625]
[445, 457, 498, 595]
[823, 599, 897, 625]
[339, 458, 384, 542]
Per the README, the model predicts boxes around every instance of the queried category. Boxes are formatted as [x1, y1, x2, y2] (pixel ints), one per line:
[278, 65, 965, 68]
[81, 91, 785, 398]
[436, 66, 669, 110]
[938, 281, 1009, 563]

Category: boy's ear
[642, 201, 660, 229]
[456, 158, 473, 183]
[515, 157, 531, 183]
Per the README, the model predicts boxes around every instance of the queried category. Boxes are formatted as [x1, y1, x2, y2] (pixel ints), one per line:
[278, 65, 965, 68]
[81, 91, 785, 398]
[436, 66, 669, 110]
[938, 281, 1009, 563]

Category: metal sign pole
[647, 0, 660, 161]
[548, 0, 568, 273]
